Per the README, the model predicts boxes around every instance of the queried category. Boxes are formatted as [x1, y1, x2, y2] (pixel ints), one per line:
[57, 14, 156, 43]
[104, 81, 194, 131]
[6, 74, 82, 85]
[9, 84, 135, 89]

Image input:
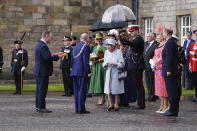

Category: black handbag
[118, 71, 127, 80]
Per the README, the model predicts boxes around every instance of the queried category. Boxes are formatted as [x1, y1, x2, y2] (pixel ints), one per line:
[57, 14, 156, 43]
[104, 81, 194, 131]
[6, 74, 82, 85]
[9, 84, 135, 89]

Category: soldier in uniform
[0, 46, 3, 73]
[60, 36, 73, 96]
[120, 25, 145, 109]
[11, 40, 28, 95]
[190, 29, 197, 102]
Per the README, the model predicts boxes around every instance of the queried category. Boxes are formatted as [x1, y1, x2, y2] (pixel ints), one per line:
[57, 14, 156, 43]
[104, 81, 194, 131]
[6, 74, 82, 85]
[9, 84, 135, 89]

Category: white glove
[21, 66, 26, 72]
[149, 59, 155, 65]
[149, 59, 155, 69]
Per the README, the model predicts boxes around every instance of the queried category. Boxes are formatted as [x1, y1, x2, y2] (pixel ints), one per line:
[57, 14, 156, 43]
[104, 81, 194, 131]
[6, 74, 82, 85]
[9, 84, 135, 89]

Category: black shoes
[106, 106, 119, 112]
[132, 106, 145, 110]
[79, 110, 90, 114]
[106, 106, 114, 111]
[114, 107, 119, 112]
[192, 98, 197, 102]
[119, 104, 130, 108]
[62, 94, 72, 97]
[36, 108, 52, 113]
[163, 111, 178, 117]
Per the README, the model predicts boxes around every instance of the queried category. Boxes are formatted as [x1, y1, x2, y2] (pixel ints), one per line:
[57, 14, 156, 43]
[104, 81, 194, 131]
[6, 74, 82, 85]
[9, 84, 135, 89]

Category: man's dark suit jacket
[34, 40, 59, 77]
[183, 39, 195, 60]
[162, 37, 178, 77]
[144, 41, 158, 71]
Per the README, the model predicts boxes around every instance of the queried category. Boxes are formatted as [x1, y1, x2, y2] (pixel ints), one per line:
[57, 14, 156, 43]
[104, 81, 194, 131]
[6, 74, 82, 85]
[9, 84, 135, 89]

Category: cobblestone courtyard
[0, 93, 197, 131]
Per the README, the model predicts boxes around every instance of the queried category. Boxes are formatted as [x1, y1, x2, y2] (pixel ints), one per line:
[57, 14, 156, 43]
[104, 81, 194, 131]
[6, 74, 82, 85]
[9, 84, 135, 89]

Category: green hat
[95, 33, 103, 39]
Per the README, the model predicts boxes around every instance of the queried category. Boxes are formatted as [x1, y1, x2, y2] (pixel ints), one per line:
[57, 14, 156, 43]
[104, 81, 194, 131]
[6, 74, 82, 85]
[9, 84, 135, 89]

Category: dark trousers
[177, 68, 182, 101]
[62, 69, 73, 95]
[120, 71, 137, 105]
[184, 62, 193, 89]
[191, 72, 197, 99]
[14, 74, 23, 94]
[72, 76, 87, 112]
[35, 76, 49, 109]
[132, 70, 145, 109]
[145, 71, 155, 99]
[164, 76, 179, 114]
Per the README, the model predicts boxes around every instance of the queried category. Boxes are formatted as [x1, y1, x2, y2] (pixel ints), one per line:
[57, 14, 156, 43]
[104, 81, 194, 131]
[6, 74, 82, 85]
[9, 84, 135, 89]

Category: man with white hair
[144, 32, 158, 102]
[70, 33, 91, 114]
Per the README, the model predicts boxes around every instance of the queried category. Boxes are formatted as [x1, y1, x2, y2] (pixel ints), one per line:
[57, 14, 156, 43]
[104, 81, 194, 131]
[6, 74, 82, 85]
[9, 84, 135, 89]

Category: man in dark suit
[144, 32, 158, 102]
[34, 31, 62, 113]
[11, 40, 28, 95]
[70, 33, 91, 114]
[183, 31, 195, 90]
[162, 28, 179, 117]
[60, 36, 73, 96]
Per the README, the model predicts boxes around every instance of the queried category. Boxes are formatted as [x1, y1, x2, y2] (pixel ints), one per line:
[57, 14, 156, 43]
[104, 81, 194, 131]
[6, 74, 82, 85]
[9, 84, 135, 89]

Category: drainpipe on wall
[132, 0, 139, 24]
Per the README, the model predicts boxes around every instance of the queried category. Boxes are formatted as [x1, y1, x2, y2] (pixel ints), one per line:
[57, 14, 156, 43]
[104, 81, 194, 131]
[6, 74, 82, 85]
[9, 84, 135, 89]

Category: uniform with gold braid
[11, 38, 28, 95]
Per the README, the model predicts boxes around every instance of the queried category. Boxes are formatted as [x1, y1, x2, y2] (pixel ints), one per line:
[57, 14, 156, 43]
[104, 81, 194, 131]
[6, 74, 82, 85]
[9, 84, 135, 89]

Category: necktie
[146, 43, 151, 53]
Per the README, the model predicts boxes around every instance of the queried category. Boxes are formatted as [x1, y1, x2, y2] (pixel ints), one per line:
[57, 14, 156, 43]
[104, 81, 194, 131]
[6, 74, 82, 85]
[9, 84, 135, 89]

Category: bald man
[70, 33, 91, 114]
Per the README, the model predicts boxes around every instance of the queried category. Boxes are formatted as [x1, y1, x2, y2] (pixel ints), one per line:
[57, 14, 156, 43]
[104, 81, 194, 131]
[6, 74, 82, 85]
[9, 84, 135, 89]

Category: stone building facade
[139, 0, 197, 45]
[0, 0, 133, 83]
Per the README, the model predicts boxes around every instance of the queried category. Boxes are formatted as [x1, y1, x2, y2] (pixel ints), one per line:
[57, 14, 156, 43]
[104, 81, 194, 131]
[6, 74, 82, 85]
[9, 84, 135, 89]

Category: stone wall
[139, 0, 197, 44]
[0, 0, 132, 83]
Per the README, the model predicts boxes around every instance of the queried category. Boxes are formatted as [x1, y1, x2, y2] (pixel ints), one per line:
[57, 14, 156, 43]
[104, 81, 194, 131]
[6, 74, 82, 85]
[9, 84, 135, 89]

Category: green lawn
[0, 84, 64, 92]
[0, 84, 195, 96]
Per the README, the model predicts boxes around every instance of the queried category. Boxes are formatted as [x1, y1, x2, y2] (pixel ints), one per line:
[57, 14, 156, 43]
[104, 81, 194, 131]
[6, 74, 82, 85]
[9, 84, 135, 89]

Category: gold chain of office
[72, 44, 87, 58]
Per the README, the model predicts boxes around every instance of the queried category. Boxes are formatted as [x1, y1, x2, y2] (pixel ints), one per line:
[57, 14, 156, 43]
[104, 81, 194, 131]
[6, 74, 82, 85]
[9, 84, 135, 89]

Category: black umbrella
[89, 20, 127, 32]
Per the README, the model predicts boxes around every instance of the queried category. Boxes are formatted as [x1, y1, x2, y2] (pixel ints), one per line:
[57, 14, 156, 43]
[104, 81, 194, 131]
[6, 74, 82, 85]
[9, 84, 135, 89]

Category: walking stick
[20, 32, 26, 94]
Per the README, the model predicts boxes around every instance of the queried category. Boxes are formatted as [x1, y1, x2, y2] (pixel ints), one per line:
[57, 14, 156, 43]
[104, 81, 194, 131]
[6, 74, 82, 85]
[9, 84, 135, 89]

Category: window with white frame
[145, 18, 153, 41]
[181, 16, 191, 46]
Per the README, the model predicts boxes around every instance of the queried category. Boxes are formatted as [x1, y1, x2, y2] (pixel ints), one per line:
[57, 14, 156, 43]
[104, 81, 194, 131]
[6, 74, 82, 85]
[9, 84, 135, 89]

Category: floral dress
[153, 44, 168, 97]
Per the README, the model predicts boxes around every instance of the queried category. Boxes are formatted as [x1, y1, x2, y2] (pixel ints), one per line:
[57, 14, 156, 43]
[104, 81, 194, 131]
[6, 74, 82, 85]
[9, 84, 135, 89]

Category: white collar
[41, 39, 47, 45]
[149, 40, 154, 45]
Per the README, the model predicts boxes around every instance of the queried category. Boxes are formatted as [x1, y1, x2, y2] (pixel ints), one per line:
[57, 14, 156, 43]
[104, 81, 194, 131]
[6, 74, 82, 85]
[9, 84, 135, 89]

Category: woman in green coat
[89, 33, 106, 105]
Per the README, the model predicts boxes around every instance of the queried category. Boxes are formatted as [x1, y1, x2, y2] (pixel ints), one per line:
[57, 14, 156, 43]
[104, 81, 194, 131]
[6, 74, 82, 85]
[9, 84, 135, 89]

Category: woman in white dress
[103, 39, 125, 111]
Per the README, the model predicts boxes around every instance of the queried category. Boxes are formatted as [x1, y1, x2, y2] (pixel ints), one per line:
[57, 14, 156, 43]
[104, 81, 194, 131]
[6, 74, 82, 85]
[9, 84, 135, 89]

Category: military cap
[14, 40, 23, 44]
[128, 25, 140, 31]
[63, 36, 72, 41]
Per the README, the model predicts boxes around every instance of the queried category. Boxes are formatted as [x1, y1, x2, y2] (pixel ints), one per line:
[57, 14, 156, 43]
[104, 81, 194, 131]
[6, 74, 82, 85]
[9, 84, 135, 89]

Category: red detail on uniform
[189, 43, 197, 72]
[52, 52, 64, 56]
